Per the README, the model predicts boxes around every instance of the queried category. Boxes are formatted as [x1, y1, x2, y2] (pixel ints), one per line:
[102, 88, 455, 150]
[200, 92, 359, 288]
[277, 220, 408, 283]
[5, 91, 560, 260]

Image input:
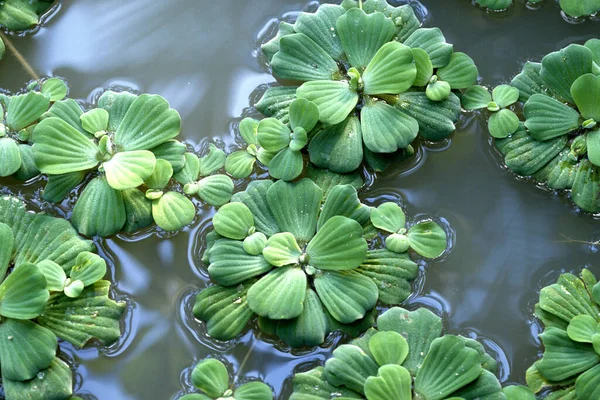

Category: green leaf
[0, 262, 49, 319]
[404, 28, 453, 68]
[572, 159, 600, 213]
[362, 42, 417, 95]
[559, 0, 600, 17]
[588, 130, 600, 167]
[537, 327, 600, 381]
[263, 233, 302, 267]
[212, 202, 254, 240]
[255, 86, 298, 124]
[262, 21, 295, 62]
[289, 98, 319, 133]
[144, 159, 173, 190]
[308, 115, 364, 173]
[474, 0, 513, 10]
[488, 109, 520, 139]
[437, 52, 478, 89]
[257, 118, 291, 152]
[207, 237, 269, 286]
[41, 78, 68, 102]
[336, 8, 395, 70]
[175, 153, 200, 185]
[0, 223, 13, 281]
[571, 74, 600, 122]
[364, 365, 412, 400]
[407, 221, 446, 258]
[225, 150, 256, 179]
[13, 144, 40, 181]
[324, 344, 379, 394]
[414, 335, 483, 400]
[114, 94, 181, 151]
[395, 91, 460, 141]
[503, 130, 568, 176]
[98, 91, 136, 132]
[268, 147, 304, 181]
[243, 232, 268, 256]
[37, 280, 124, 347]
[426, 79, 451, 101]
[63, 279, 84, 298]
[294, 4, 345, 60]
[199, 144, 226, 177]
[450, 369, 504, 399]
[318, 184, 365, 229]
[575, 362, 600, 399]
[0, 319, 57, 381]
[0, 138, 21, 177]
[193, 283, 254, 341]
[369, 331, 409, 366]
[502, 385, 537, 400]
[6, 91, 50, 131]
[0, 0, 44, 30]
[510, 61, 546, 102]
[103, 150, 156, 190]
[461, 85, 492, 110]
[314, 270, 377, 324]
[121, 188, 154, 233]
[492, 85, 519, 108]
[361, 98, 418, 153]
[72, 176, 126, 237]
[3, 357, 73, 400]
[69, 251, 106, 287]
[539, 271, 600, 323]
[33, 117, 100, 174]
[385, 233, 410, 253]
[586, 38, 600, 66]
[152, 191, 195, 231]
[42, 99, 86, 136]
[36, 260, 66, 292]
[296, 80, 359, 126]
[276, 288, 329, 348]
[540, 44, 594, 104]
[523, 94, 580, 140]
[231, 180, 280, 237]
[80, 108, 109, 135]
[567, 315, 598, 343]
[234, 381, 273, 400]
[247, 266, 307, 320]
[238, 117, 259, 145]
[42, 171, 85, 203]
[195, 174, 234, 207]
[370, 203, 405, 233]
[290, 367, 363, 400]
[191, 359, 230, 398]
[271, 33, 340, 82]
[267, 179, 323, 244]
[412, 48, 434, 87]
[152, 140, 187, 172]
[307, 216, 367, 271]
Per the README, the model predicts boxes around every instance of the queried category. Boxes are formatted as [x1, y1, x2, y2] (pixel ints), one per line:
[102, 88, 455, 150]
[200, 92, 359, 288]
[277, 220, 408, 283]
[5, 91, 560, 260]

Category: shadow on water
[0, 0, 599, 398]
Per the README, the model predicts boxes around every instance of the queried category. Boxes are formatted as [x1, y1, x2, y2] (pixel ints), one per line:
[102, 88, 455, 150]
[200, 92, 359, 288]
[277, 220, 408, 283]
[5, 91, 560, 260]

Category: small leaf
[247, 266, 307, 320]
[263, 232, 302, 267]
[502, 385, 537, 400]
[318, 184, 366, 228]
[572, 160, 600, 213]
[225, 151, 256, 179]
[324, 344, 379, 394]
[276, 288, 329, 348]
[567, 314, 598, 343]
[385, 234, 411, 253]
[308, 115, 364, 173]
[64, 279, 85, 298]
[426, 79, 451, 101]
[488, 109, 520, 139]
[212, 202, 254, 240]
[231, 180, 280, 237]
[364, 365, 412, 400]
[41, 78, 68, 102]
[461, 85, 492, 110]
[407, 221, 447, 258]
[524, 94, 581, 140]
[404, 27, 453, 68]
[370, 202, 405, 233]
[0, 262, 49, 319]
[540, 44, 594, 104]
[69, 251, 106, 286]
[293, 4, 345, 60]
[195, 174, 234, 207]
[103, 150, 156, 190]
[190, 359, 230, 398]
[42, 171, 85, 203]
[80, 108, 109, 135]
[307, 216, 367, 271]
[362, 42, 417, 95]
[145, 159, 173, 190]
[412, 48, 434, 87]
[289, 98, 320, 133]
[122, 188, 154, 233]
[175, 152, 200, 184]
[369, 331, 409, 366]
[395, 91, 460, 141]
[152, 191, 195, 231]
[510, 61, 546, 102]
[13, 144, 40, 181]
[0, 138, 21, 177]
[585, 38, 600, 66]
[36, 260, 67, 292]
[199, 144, 226, 177]
[150, 139, 187, 172]
[243, 232, 268, 256]
[6, 91, 50, 131]
[257, 118, 291, 152]
[572, 73, 600, 123]
[208, 239, 272, 286]
[361, 98, 418, 153]
[296, 80, 359, 126]
[255, 86, 298, 124]
[492, 85, 519, 108]
[437, 52, 479, 89]
[268, 147, 304, 181]
[239, 118, 260, 145]
[72, 176, 126, 237]
[234, 382, 273, 400]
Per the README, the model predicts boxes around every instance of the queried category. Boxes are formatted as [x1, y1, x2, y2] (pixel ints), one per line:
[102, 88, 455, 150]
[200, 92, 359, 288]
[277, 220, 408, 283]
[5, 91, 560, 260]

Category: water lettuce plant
[0, 195, 125, 398]
[462, 85, 520, 139]
[180, 358, 272, 400]
[494, 41, 600, 213]
[224, 117, 275, 179]
[193, 177, 448, 347]
[290, 306, 517, 400]
[473, 0, 599, 19]
[526, 268, 600, 399]
[258, 0, 478, 174]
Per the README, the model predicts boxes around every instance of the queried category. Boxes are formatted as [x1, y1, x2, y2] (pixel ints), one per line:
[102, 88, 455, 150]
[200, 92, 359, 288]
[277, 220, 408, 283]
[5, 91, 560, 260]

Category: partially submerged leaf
[191, 359, 230, 398]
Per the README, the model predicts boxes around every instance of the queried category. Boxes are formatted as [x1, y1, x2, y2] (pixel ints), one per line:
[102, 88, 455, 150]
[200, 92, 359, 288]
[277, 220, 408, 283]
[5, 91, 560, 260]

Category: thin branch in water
[557, 233, 600, 246]
[235, 339, 257, 381]
[0, 32, 39, 81]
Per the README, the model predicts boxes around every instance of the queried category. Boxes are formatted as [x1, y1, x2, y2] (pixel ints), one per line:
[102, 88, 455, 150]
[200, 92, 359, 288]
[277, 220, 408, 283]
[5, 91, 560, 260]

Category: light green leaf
[567, 314, 598, 343]
[407, 221, 446, 258]
[539, 271, 600, 323]
[225, 150, 256, 179]
[0, 138, 21, 177]
[193, 283, 254, 341]
[41, 78, 68, 102]
[502, 385, 537, 400]
[247, 266, 307, 320]
[450, 369, 504, 399]
[587, 130, 600, 168]
[195, 174, 234, 207]
[276, 288, 329, 348]
[524, 94, 581, 140]
[575, 362, 600, 399]
[267, 179, 323, 244]
[559, 0, 600, 17]
[103, 150, 156, 190]
[510, 61, 546, 102]
[0, 223, 13, 281]
[42, 98, 87, 136]
[572, 73, 600, 122]
[114, 94, 181, 151]
[364, 365, 412, 400]
[426, 79, 451, 102]
[370, 203, 405, 233]
[492, 85, 519, 108]
[262, 21, 295, 62]
[13, 144, 40, 181]
[308, 115, 364, 173]
[257, 118, 291, 152]
[6, 91, 50, 131]
[324, 344, 379, 394]
[362, 42, 417, 95]
[437, 52, 479, 89]
[289, 98, 319, 133]
[234, 381, 273, 400]
[290, 367, 363, 400]
[268, 147, 304, 181]
[361, 99, 418, 153]
[296, 80, 359, 126]
[199, 144, 226, 177]
[145, 158, 173, 190]
[64, 279, 85, 298]
[256, 86, 298, 124]
[395, 91, 460, 141]
[0, 319, 56, 381]
[175, 152, 200, 184]
[294, 4, 345, 60]
[36, 260, 67, 292]
[271, 33, 340, 82]
[412, 48, 434, 87]
[369, 331, 409, 366]
[208, 239, 272, 286]
[572, 160, 600, 213]
[404, 28, 453, 68]
[488, 108, 520, 139]
[191, 359, 229, 398]
[243, 232, 268, 256]
[461, 85, 492, 110]
[318, 184, 365, 228]
[585, 38, 600, 66]
[152, 191, 195, 231]
[80, 108, 109, 135]
[212, 202, 254, 240]
[42, 171, 85, 203]
[307, 216, 367, 271]
[179, 394, 212, 400]
[72, 176, 126, 237]
[0, 262, 49, 319]
[69, 251, 106, 286]
[150, 139, 187, 173]
[33, 117, 100, 174]
[314, 270, 377, 324]
[239, 117, 259, 145]
[122, 188, 154, 233]
[231, 180, 280, 237]
[540, 44, 594, 104]
[3, 357, 73, 400]
[263, 232, 302, 267]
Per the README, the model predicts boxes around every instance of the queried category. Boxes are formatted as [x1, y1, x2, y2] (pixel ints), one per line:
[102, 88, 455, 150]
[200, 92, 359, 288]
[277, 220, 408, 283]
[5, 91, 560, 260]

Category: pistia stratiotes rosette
[0, 196, 125, 399]
[525, 269, 600, 399]
[462, 85, 520, 139]
[494, 41, 600, 213]
[193, 177, 444, 347]
[0, 78, 68, 180]
[289, 306, 527, 400]
[473, 0, 599, 19]
[224, 117, 276, 179]
[179, 358, 273, 400]
[258, 0, 478, 174]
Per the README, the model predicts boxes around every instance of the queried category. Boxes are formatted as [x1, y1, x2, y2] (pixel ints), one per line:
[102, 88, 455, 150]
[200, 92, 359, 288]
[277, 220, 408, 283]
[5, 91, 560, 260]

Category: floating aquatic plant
[494, 41, 600, 213]
[473, 0, 599, 19]
[526, 268, 600, 399]
[258, 0, 478, 174]
[0, 78, 67, 180]
[0, 195, 125, 398]
[289, 306, 524, 400]
[462, 85, 520, 139]
[224, 117, 276, 179]
[193, 177, 447, 347]
[180, 358, 272, 400]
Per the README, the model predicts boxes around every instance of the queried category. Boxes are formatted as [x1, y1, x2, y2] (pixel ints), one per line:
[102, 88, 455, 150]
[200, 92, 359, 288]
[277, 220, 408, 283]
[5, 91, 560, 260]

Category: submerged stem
[0, 32, 39, 81]
[235, 339, 257, 381]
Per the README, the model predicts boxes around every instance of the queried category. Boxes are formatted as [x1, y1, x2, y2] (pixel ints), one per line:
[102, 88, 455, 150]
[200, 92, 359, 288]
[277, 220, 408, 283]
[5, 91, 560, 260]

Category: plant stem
[235, 340, 257, 381]
[359, 0, 363, 10]
[0, 32, 39, 81]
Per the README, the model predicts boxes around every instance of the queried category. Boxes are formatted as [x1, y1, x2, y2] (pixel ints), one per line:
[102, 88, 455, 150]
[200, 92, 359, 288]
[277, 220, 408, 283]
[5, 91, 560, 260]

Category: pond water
[0, 0, 599, 399]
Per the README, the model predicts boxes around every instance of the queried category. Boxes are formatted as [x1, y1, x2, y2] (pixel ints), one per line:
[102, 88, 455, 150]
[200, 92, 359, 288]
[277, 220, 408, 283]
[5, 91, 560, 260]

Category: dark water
[0, 0, 599, 399]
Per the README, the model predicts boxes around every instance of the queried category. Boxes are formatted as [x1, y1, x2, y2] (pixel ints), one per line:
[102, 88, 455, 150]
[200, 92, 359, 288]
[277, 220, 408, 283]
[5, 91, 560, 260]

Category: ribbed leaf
[567, 315, 598, 343]
[195, 174, 234, 207]
[361, 98, 418, 153]
[255, 86, 298, 124]
[450, 369, 504, 399]
[290, 367, 363, 400]
[296, 80, 358, 126]
[396, 91, 460, 141]
[0, 0, 47, 30]
[41, 78, 68, 102]
[3, 357, 73, 400]
[144, 159, 173, 190]
[69, 252, 106, 287]
[407, 221, 447, 258]
[0, 263, 49, 319]
[307, 216, 367, 271]
[559, 0, 600, 17]
[262, 21, 295, 62]
[586, 38, 600, 66]
[474, 0, 513, 10]
[572, 160, 600, 213]
[308, 115, 364, 173]
[42, 98, 87, 135]
[0, 223, 13, 281]
[364, 365, 412, 400]
[152, 191, 195, 231]
[199, 144, 226, 177]
[175, 152, 200, 184]
[404, 28, 453, 68]
[243, 232, 268, 256]
[412, 48, 434, 87]
[571, 74, 600, 122]
[6, 91, 50, 131]
[0, 138, 21, 177]
[213, 202, 254, 240]
[121, 188, 154, 232]
[268, 147, 304, 181]
[357, 250, 417, 305]
[208, 239, 272, 286]
[225, 151, 256, 179]
[540, 44, 594, 104]
[588, 129, 600, 168]
[13, 144, 40, 181]
[98, 90, 137, 132]
[437, 52, 478, 89]
[276, 288, 329, 348]
[318, 184, 364, 229]
[523, 94, 580, 140]
[190, 359, 229, 398]
[426, 79, 451, 101]
[532, 150, 577, 190]
[492, 85, 519, 109]
[510, 62, 546, 102]
[370, 202, 405, 233]
[42, 171, 85, 203]
[294, 4, 345, 60]
[362, 42, 416, 95]
[247, 266, 307, 320]
[488, 109, 520, 139]
[36, 260, 67, 292]
[461, 85, 492, 110]
[231, 180, 280, 237]
[103, 150, 156, 190]
[151, 140, 187, 173]
[503, 130, 567, 176]
[575, 363, 600, 399]
[234, 382, 273, 400]
[369, 331, 409, 366]
[539, 271, 600, 323]
[80, 108, 109, 135]
[324, 344, 379, 394]
[263, 233, 302, 267]
[72, 176, 126, 237]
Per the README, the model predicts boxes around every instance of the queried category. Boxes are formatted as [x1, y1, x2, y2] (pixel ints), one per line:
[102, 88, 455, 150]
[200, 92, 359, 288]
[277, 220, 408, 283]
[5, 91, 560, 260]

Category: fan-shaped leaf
[524, 94, 580, 140]
[276, 288, 329, 348]
[296, 80, 359, 126]
[80, 108, 109, 135]
[437, 52, 478, 89]
[492, 85, 519, 108]
[308, 115, 364, 173]
[488, 108, 520, 139]
[294, 4, 345, 60]
[247, 267, 307, 320]
[540, 44, 594, 104]
[256, 86, 298, 124]
[42, 171, 85, 203]
[362, 42, 417, 95]
[289, 98, 320, 133]
[213, 202, 254, 240]
[0, 262, 49, 320]
[291, 367, 363, 400]
[72, 176, 126, 237]
[6, 91, 50, 131]
[36, 260, 66, 292]
[103, 150, 156, 190]
[175, 152, 200, 184]
[3, 357, 73, 400]
[503, 129, 567, 176]
[268, 147, 304, 181]
[122, 188, 154, 233]
[324, 344, 379, 394]
[13, 144, 40, 181]
[199, 144, 226, 177]
[559, 0, 600, 17]
[510, 61, 546, 102]
[152, 191, 195, 231]
[396, 91, 460, 141]
[369, 331, 409, 366]
[151, 140, 187, 173]
[361, 98, 418, 153]
[404, 28, 453, 68]
[0, 138, 21, 177]
[307, 216, 367, 271]
[263, 232, 302, 267]
[231, 180, 279, 237]
[407, 221, 446, 258]
[587, 129, 600, 168]
[234, 382, 273, 400]
[370, 203, 405, 233]
[225, 151, 256, 179]
[364, 365, 412, 400]
[571, 74, 600, 122]
[191, 359, 229, 398]
[567, 315, 598, 343]
[461, 85, 492, 110]
[0, 223, 13, 281]
[572, 160, 600, 213]
[412, 47, 434, 87]
[195, 174, 234, 207]
[318, 184, 364, 229]
[41, 78, 68, 102]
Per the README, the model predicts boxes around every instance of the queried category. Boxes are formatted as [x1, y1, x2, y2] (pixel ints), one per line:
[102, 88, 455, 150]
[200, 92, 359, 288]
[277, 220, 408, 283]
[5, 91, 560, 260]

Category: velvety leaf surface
[412, 48, 434, 87]
[510, 62, 546, 102]
[191, 359, 229, 398]
[364, 365, 411, 400]
[195, 175, 234, 207]
[263, 232, 302, 267]
[396, 91, 460, 141]
[42, 171, 85, 203]
[231, 180, 280, 237]
[308, 115, 364, 174]
[6, 91, 50, 131]
[290, 367, 362, 400]
[276, 288, 329, 347]
[437, 52, 478, 89]
[103, 150, 156, 190]
[461, 85, 492, 110]
[503, 130, 567, 176]
[72, 176, 126, 237]
[523, 94, 580, 140]
[247, 266, 307, 320]
[540, 44, 594, 104]
[407, 221, 446, 258]
[404, 28, 453, 68]
[324, 344, 379, 394]
[296, 80, 359, 126]
[361, 99, 418, 153]
[488, 109, 520, 139]
[0, 262, 49, 320]
[571, 73, 600, 122]
[0, 138, 21, 177]
[572, 160, 600, 213]
[369, 331, 409, 366]
[212, 202, 254, 240]
[294, 4, 345, 60]
[307, 216, 367, 271]
[198, 144, 226, 177]
[362, 42, 416, 95]
[268, 147, 304, 181]
[3, 357, 73, 400]
[234, 381, 273, 400]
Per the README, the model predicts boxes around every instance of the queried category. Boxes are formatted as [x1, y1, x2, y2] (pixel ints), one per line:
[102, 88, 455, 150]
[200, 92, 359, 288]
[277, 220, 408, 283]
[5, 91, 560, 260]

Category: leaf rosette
[193, 177, 425, 347]
[257, 0, 478, 174]
[472, 0, 599, 19]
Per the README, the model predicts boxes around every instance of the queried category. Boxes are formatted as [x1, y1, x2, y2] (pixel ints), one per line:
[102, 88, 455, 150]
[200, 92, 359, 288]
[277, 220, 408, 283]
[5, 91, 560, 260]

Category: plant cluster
[473, 0, 600, 19]
[472, 40, 600, 213]
[0, 195, 125, 399]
